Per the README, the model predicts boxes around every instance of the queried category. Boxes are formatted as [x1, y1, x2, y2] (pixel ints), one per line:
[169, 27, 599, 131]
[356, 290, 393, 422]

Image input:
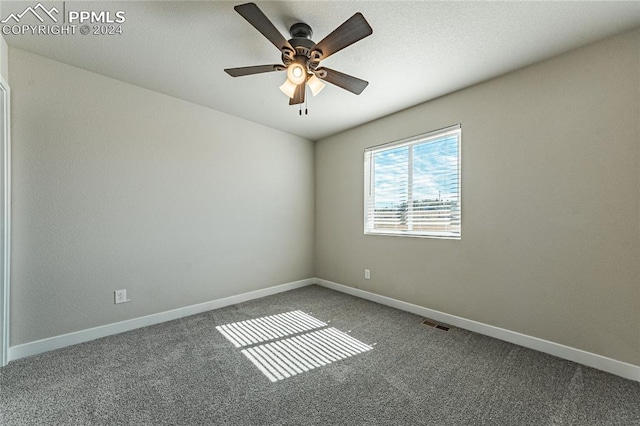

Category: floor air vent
[422, 319, 450, 331]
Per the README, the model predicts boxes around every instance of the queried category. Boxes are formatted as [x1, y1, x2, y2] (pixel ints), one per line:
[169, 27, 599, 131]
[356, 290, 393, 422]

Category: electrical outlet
[364, 269, 370, 280]
[114, 289, 129, 304]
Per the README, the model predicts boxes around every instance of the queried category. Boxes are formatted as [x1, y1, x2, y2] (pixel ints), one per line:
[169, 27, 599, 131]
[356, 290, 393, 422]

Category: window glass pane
[412, 136, 459, 234]
[364, 125, 461, 239]
[373, 146, 408, 231]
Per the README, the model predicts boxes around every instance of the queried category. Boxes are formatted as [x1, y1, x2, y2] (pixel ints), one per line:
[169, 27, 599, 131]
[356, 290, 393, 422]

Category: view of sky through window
[374, 136, 459, 209]
[365, 125, 461, 238]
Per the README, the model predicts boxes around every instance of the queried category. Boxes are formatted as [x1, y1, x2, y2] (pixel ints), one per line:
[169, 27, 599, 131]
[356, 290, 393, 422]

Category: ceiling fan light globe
[287, 63, 307, 85]
[308, 75, 326, 96]
[279, 79, 297, 98]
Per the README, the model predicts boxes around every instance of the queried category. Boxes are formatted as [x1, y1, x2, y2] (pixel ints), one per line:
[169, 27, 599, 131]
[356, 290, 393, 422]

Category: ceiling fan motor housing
[283, 23, 319, 72]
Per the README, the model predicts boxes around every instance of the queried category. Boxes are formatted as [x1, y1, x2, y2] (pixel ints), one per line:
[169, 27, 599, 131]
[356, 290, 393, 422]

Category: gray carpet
[1, 285, 638, 425]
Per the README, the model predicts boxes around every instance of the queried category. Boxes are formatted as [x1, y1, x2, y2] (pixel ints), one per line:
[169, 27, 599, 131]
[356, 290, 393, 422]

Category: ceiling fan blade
[311, 13, 372, 61]
[234, 3, 293, 52]
[318, 67, 368, 95]
[224, 65, 283, 77]
[289, 83, 306, 105]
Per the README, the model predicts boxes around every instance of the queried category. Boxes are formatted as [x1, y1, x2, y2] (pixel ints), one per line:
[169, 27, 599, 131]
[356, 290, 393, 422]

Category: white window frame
[364, 124, 461, 239]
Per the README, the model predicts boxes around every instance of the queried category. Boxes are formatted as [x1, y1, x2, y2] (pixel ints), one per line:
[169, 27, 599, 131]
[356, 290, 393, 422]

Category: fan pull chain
[295, 86, 309, 116]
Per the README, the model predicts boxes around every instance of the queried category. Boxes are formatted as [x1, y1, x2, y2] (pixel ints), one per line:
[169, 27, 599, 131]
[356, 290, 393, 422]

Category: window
[364, 124, 461, 239]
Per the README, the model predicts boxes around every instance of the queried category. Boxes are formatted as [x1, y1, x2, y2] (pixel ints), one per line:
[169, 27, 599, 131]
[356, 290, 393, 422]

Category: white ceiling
[3, 1, 640, 140]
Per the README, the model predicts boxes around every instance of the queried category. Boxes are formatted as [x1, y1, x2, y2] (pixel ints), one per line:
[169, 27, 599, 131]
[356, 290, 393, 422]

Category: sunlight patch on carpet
[241, 327, 372, 382]
[217, 312, 373, 382]
[216, 310, 326, 348]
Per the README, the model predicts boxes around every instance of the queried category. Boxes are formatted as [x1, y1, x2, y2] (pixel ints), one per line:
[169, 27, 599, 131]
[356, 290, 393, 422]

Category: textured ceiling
[3, 1, 640, 140]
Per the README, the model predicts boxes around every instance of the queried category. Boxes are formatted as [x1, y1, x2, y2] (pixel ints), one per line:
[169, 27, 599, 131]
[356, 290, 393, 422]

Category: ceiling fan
[224, 3, 373, 107]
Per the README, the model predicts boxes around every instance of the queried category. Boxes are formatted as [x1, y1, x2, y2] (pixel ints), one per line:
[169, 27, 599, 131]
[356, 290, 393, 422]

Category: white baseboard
[9, 278, 314, 362]
[9, 277, 639, 382]
[315, 278, 640, 382]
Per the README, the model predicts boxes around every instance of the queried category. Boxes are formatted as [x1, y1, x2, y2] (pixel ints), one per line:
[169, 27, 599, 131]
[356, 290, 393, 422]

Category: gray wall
[315, 29, 640, 366]
[10, 48, 314, 345]
[0, 36, 7, 82]
[0, 0, 7, 80]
